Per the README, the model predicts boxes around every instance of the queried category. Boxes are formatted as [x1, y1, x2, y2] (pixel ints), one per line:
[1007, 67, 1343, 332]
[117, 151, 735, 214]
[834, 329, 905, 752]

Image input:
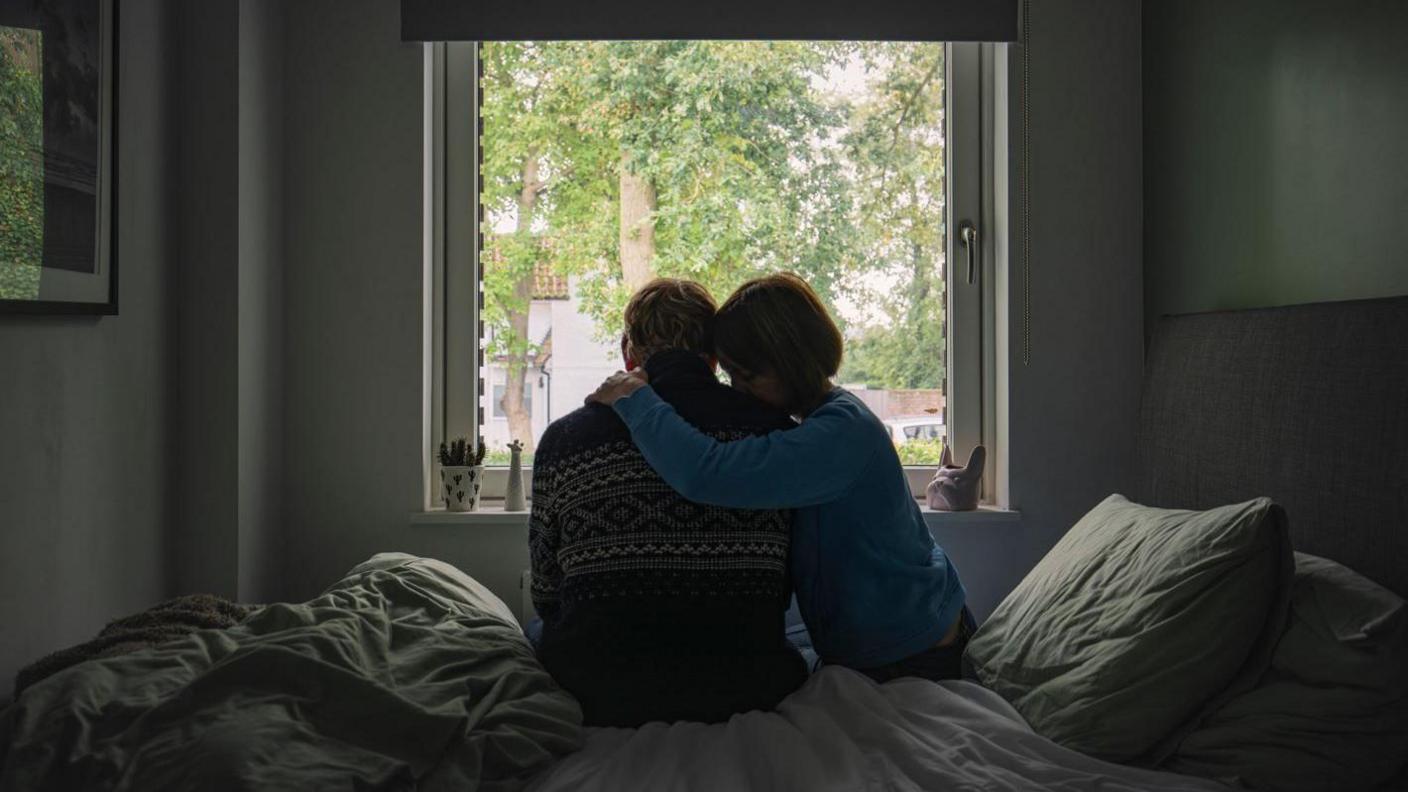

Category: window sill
[919, 504, 1021, 527]
[410, 503, 531, 527]
[411, 503, 1019, 528]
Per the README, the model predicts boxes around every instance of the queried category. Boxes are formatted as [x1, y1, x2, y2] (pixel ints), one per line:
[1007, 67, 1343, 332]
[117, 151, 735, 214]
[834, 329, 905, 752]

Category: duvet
[528, 669, 1229, 792]
[0, 553, 583, 792]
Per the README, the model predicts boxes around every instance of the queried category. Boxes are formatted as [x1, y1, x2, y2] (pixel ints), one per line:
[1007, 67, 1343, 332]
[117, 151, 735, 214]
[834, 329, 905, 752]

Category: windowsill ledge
[412, 503, 1019, 528]
[410, 504, 532, 526]
[919, 504, 1021, 527]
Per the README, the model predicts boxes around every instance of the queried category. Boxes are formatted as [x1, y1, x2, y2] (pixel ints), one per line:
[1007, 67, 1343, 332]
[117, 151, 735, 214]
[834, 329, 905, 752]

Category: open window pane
[476, 41, 949, 466]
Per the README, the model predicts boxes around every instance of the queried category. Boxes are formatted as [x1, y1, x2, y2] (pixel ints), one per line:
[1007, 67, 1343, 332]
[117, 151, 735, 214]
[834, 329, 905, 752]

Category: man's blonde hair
[623, 278, 717, 361]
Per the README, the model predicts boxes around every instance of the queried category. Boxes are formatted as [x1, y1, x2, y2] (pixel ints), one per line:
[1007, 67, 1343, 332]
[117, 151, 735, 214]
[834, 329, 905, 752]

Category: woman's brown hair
[715, 272, 843, 413]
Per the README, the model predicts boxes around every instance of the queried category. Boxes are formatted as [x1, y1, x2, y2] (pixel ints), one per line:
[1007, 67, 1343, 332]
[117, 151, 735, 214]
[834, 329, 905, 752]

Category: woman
[588, 273, 972, 682]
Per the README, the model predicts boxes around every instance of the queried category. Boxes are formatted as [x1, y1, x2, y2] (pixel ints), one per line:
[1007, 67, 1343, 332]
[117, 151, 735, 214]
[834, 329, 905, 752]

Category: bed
[2, 297, 1404, 791]
[1139, 296, 1407, 789]
[0, 554, 585, 791]
[526, 670, 1226, 792]
[1131, 295, 1408, 792]
[1138, 295, 1408, 601]
[532, 297, 1408, 792]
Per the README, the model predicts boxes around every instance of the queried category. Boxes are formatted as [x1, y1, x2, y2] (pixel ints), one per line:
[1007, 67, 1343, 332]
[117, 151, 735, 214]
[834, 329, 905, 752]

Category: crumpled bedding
[0, 553, 583, 792]
[13, 593, 257, 698]
[527, 667, 1229, 792]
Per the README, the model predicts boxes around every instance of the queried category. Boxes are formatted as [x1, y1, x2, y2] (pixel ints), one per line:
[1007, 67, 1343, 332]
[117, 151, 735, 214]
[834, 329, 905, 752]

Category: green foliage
[836, 44, 946, 389]
[839, 311, 945, 389]
[481, 41, 864, 347]
[0, 261, 39, 298]
[897, 438, 947, 466]
[439, 437, 487, 467]
[0, 28, 45, 300]
[480, 41, 950, 403]
[485, 448, 536, 467]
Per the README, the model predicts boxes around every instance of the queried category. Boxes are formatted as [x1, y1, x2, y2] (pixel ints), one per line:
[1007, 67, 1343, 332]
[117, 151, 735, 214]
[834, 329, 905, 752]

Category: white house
[480, 272, 621, 451]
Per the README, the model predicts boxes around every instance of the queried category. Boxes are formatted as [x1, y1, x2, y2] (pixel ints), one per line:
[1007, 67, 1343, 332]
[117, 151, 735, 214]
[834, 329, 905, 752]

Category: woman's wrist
[611, 384, 661, 427]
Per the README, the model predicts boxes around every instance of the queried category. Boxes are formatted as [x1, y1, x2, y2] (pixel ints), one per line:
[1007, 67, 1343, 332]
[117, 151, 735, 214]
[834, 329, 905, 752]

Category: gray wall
[282, 0, 476, 600]
[972, 0, 1146, 617]
[281, 0, 532, 607]
[174, 0, 240, 598]
[172, 0, 287, 602]
[236, 0, 287, 603]
[1145, 0, 1408, 320]
[0, 0, 177, 689]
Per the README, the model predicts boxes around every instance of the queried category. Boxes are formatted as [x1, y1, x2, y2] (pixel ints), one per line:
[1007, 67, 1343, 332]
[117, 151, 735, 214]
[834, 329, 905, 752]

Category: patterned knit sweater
[529, 350, 806, 726]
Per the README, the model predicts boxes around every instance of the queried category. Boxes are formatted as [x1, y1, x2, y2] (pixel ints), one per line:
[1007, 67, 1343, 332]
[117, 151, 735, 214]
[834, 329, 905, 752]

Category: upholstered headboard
[1138, 296, 1408, 598]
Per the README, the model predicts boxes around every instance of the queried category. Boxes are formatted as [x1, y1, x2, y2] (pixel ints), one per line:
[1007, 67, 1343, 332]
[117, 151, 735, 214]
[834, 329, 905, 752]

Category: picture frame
[0, 0, 118, 315]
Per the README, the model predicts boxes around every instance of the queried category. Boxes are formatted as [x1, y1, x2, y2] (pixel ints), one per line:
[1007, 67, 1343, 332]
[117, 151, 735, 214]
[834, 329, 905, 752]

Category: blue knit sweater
[614, 386, 966, 668]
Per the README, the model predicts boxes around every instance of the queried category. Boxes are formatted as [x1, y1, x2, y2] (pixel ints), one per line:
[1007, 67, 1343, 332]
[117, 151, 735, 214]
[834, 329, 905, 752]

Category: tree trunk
[908, 237, 929, 324]
[906, 184, 930, 327]
[619, 151, 656, 290]
[503, 156, 540, 453]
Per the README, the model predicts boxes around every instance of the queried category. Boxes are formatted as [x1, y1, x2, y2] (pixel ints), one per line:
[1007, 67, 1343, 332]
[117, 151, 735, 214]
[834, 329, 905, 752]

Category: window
[429, 41, 997, 503]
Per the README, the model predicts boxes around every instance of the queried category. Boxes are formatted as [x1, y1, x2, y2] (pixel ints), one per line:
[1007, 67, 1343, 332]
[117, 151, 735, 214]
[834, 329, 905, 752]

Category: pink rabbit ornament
[926, 445, 986, 511]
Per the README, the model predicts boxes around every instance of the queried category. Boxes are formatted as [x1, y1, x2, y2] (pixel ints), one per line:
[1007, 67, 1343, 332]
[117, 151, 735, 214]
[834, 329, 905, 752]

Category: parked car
[883, 417, 946, 445]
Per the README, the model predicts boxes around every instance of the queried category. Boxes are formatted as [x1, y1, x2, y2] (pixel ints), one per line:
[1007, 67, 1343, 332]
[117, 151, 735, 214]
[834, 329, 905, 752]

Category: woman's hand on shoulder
[585, 368, 649, 406]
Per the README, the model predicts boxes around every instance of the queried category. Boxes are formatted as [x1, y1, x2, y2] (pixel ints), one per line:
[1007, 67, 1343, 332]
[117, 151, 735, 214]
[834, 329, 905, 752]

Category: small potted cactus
[439, 437, 487, 512]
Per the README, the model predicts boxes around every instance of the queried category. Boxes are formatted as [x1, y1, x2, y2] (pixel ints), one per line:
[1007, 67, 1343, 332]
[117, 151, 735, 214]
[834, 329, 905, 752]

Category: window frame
[428, 41, 998, 507]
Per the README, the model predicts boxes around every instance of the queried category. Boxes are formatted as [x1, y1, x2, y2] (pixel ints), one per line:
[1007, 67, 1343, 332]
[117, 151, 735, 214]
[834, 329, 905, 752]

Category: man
[529, 278, 806, 727]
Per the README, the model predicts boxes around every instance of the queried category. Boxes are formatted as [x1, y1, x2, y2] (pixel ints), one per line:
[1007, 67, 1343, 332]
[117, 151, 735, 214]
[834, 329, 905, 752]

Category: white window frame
[427, 41, 999, 507]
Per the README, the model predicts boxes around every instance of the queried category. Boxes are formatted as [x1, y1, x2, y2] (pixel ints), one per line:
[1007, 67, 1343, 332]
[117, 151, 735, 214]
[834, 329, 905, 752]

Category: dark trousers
[853, 606, 977, 684]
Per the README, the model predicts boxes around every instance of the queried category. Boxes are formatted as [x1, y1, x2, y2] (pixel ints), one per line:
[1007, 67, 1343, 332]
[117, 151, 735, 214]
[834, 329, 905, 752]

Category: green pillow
[964, 494, 1292, 764]
[1166, 553, 1408, 791]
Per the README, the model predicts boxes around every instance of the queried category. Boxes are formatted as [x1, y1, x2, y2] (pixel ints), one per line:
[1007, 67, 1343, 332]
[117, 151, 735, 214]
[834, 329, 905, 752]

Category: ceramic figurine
[504, 440, 527, 511]
[926, 445, 986, 511]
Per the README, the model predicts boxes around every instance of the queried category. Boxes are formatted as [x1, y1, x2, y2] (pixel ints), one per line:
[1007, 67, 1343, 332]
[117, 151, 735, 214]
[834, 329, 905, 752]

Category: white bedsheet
[527, 667, 1228, 792]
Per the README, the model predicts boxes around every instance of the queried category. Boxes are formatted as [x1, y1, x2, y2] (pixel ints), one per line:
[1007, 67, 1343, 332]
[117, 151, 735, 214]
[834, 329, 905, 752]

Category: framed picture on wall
[0, 0, 117, 315]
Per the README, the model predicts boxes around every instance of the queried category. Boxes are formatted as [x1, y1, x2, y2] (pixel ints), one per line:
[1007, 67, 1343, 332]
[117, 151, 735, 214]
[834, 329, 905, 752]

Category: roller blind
[401, 0, 1019, 42]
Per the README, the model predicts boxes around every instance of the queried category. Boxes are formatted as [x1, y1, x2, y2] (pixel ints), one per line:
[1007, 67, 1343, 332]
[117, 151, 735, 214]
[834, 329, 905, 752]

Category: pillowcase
[1166, 553, 1408, 791]
[964, 494, 1292, 764]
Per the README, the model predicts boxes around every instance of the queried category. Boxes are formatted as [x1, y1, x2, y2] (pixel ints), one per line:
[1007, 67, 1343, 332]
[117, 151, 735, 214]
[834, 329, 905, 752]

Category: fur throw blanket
[13, 594, 257, 698]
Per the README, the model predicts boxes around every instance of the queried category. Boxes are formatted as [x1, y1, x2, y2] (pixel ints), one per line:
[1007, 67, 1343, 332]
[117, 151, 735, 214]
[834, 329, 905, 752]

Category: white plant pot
[441, 465, 484, 512]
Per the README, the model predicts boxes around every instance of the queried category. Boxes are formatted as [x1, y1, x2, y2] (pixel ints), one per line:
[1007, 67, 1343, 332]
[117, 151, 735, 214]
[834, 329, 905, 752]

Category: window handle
[959, 221, 979, 285]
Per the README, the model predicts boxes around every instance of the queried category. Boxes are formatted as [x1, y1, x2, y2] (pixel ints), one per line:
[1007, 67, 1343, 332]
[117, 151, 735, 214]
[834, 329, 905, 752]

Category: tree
[481, 43, 557, 450]
[0, 28, 44, 300]
[511, 41, 861, 330]
[480, 41, 952, 445]
[836, 43, 948, 390]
